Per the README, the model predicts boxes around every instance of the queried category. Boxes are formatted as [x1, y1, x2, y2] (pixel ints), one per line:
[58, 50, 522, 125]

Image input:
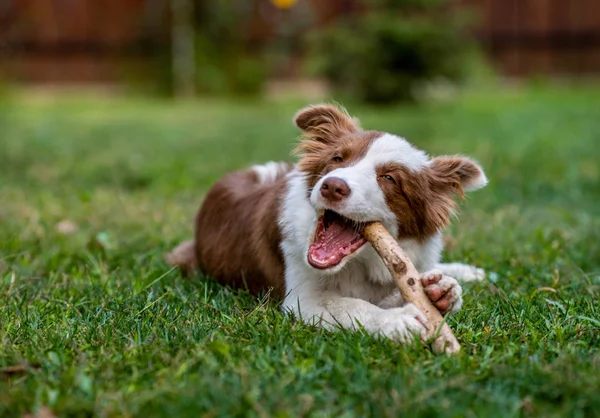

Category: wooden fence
[0, 0, 169, 83]
[458, 0, 600, 75]
[0, 0, 599, 83]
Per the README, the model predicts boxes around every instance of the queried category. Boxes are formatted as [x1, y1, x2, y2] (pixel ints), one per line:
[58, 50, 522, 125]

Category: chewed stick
[362, 222, 460, 355]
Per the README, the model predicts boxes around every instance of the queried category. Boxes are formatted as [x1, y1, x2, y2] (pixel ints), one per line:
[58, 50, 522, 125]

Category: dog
[167, 104, 487, 343]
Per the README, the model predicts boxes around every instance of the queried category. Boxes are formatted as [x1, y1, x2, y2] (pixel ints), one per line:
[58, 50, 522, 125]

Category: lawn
[1, 84, 599, 417]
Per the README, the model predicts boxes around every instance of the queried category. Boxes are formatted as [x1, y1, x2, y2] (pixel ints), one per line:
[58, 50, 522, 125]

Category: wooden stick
[362, 222, 460, 355]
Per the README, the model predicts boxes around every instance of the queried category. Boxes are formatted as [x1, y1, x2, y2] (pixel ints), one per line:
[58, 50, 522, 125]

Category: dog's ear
[294, 104, 360, 143]
[428, 156, 488, 196]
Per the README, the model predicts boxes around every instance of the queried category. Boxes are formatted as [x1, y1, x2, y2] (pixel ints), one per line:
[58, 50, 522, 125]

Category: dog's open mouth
[308, 210, 368, 269]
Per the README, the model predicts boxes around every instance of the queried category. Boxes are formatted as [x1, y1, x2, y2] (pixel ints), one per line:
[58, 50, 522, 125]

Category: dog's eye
[332, 156, 343, 163]
[381, 175, 395, 183]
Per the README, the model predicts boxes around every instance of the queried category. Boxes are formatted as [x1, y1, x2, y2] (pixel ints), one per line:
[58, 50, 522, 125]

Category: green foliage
[125, 0, 268, 97]
[1, 84, 600, 416]
[194, 37, 267, 96]
[308, 0, 477, 103]
[192, 0, 268, 96]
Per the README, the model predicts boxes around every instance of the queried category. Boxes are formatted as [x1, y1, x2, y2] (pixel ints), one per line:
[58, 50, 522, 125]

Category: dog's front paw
[376, 304, 429, 344]
[421, 270, 463, 315]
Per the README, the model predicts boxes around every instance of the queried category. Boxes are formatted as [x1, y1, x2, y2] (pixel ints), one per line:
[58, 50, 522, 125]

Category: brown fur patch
[428, 156, 484, 192]
[194, 169, 287, 297]
[295, 129, 383, 190]
[293, 104, 377, 191]
[170, 167, 292, 298]
[376, 163, 457, 239]
[294, 104, 360, 142]
[377, 156, 483, 240]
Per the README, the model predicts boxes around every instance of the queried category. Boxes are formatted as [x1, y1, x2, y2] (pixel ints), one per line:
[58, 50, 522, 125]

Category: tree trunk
[170, 0, 195, 97]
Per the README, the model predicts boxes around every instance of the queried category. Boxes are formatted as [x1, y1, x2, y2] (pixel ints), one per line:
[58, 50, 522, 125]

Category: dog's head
[293, 104, 487, 272]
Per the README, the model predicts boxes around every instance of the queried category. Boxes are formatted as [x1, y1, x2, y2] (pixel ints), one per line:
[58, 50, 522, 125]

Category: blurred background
[1, 0, 599, 101]
[1, 4, 600, 415]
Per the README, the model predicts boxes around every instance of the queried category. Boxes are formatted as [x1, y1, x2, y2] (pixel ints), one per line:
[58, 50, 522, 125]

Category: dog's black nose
[320, 177, 351, 202]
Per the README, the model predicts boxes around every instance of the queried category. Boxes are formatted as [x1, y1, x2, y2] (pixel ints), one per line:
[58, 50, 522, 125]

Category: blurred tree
[307, 0, 477, 104]
[191, 0, 268, 95]
[170, 0, 196, 97]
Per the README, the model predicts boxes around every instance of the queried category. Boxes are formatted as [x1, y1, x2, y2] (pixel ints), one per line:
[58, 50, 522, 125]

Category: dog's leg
[284, 286, 428, 344]
[436, 262, 485, 282]
[377, 289, 404, 309]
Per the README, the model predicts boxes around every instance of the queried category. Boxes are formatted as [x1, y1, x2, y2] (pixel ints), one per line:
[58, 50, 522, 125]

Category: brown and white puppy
[168, 104, 487, 343]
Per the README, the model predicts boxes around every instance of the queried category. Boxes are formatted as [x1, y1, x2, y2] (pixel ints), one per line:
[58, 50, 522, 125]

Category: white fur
[277, 134, 485, 344]
[252, 161, 290, 184]
[366, 133, 429, 172]
[436, 262, 485, 281]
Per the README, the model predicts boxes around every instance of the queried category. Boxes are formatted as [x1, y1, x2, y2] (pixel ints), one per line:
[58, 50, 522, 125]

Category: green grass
[1, 85, 600, 417]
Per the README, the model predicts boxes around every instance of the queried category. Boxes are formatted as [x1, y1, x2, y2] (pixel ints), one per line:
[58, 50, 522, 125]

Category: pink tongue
[317, 222, 357, 252]
[309, 221, 359, 267]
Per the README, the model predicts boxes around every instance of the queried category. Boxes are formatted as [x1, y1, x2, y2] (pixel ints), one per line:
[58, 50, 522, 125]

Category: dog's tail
[165, 240, 198, 276]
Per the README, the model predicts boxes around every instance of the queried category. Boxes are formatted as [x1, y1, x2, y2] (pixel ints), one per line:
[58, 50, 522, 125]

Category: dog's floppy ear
[294, 104, 360, 143]
[429, 156, 488, 196]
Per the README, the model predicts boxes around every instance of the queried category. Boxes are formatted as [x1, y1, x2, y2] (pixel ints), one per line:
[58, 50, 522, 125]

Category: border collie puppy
[167, 104, 487, 343]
